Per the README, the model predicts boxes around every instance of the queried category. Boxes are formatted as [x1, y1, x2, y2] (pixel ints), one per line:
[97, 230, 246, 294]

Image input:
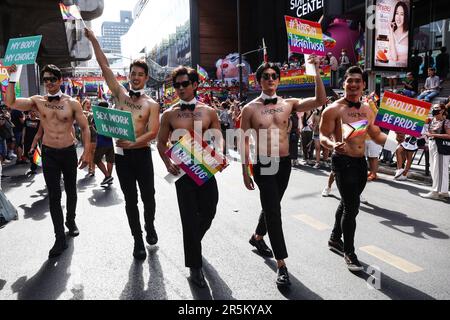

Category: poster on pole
[165, 132, 228, 186]
[92, 106, 136, 142]
[285, 16, 325, 57]
[374, 91, 431, 137]
[3, 35, 42, 66]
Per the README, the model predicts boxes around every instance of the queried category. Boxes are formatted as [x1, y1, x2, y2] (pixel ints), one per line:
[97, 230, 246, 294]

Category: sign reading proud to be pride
[3, 35, 42, 66]
[285, 16, 325, 56]
[375, 91, 431, 137]
[92, 106, 136, 142]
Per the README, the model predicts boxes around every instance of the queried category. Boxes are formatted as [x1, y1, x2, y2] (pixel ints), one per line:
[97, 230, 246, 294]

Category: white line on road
[360, 245, 424, 273]
[292, 214, 331, 231]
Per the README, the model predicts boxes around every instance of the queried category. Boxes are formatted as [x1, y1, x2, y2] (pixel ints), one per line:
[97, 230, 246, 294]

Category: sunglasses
[173, 81, 191, 89]
[262, 73, 279, 81]
[43, 76, 58, 83]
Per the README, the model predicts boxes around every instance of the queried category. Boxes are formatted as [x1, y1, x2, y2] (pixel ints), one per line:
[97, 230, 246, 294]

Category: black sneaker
[328, 238, 344, 255]
[249, 235, 273, 258]
[344, 253, 364, 272]
[276, 265, 291, 287]
[65, 220, 80, 237]
[146, 227, 158, 245]
[133, 237, 147, 260]
[48, 237, 68, 258]
[101, 176, 114, 185]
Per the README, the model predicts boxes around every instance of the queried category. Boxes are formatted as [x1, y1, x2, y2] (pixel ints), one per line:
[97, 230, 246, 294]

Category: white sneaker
[360, 195, 368, 204]
[396, 174, 407, 181]
[394, 168, 404, 179]
[419, 191, 440, 200]
[322, 187, 331, 197]
[313, 163, 321, 169]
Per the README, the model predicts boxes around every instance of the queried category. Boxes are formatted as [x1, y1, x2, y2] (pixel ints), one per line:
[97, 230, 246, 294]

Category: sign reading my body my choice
[3, 35, 42, 66]
[92, 106, 136, 142]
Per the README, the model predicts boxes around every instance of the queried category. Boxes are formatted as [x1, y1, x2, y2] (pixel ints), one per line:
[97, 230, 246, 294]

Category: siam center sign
[288, 0, 324, 20]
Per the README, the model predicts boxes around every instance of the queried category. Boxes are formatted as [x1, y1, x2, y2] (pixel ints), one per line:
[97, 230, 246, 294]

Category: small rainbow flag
[343, 120, 369, 140]
[33, 146, 42, 167]
[246, 163, 254, 177]
[59, 3, 82, 20]
[197, 65, 208, 81]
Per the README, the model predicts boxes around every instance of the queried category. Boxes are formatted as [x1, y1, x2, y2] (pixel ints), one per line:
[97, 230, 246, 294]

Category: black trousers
[42, 145, 78, 239]
[175, 175, 218, 268]
[115, 147, 156, 237]
[331, 154, 367, 255]
[254, 156, 292, 260]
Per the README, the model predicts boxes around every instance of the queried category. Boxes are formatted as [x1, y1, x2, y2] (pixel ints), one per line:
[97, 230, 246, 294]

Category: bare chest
[170, 111, 212, 131]
[252, 104, 291, 129]
[37, 102, 73, 123]
[117, 99, 150, 124]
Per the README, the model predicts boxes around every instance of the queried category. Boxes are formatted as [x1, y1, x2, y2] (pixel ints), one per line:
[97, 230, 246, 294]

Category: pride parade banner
[166, 132, 228, 186]
[3, 35, 42, 66]
[92, 106, 136, 142]
[375, 91, 431, 137]
[285, 16, 325, 56]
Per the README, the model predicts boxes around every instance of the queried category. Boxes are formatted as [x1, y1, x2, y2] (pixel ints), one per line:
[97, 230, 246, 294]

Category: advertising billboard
[374, 0, 411, 70]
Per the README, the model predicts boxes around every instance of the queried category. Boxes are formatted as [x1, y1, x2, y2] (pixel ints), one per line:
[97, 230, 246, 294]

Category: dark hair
[171, 66, 199, 87]
[41, 64, 62, 80]
[255, 62, 281, 84]
[392, 1, 409, 32]
[129, 59, 149, 76]
[98, 101, 109, 108]
[343, 66, 364, 81]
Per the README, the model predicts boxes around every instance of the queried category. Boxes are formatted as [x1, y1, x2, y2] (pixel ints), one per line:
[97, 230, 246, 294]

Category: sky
[90, 0, 136, 36]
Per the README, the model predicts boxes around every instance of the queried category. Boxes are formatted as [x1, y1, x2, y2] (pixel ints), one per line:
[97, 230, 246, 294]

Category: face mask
[432, 109, 442, 116]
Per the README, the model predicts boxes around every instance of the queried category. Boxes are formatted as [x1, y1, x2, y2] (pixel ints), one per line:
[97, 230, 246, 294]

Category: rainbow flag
[285, 16, 325, 56]
[33, 146, 42, 166]
[343, 120, 369, 140]
[197, 65, 208, 81]
[166, 132, 228, 186]
[59, 3, 82, 20]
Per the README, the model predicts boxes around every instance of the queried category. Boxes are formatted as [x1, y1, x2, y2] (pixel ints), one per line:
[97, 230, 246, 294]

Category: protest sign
[92, 106, 136, 142]
[166, 132, 228, 186]
[375, 91, 431, 137]
[285, 16, 325, 56]
[3, 35, 42, 66]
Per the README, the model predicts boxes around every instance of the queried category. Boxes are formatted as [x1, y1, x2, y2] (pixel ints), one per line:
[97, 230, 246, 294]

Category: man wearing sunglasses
[240, 56, 326, 287]
[157, 66, 222, 288]
[85, 28, 160, 261]
[5, 64, 91, 258]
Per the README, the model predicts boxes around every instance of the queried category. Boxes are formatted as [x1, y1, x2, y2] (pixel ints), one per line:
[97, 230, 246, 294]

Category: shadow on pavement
[10, 238, 74, 300]
[19, 188, 49, 221]
[353, 262, 436, 300]
[264, 260, 323, 300]
[120, 246, 167, 300]
[202, 258, 236, 300]
[360, 202, 449, 239]
[0, 279, 6, 291]
[87, 187, 123, 207]
[76, 176, 97, 194]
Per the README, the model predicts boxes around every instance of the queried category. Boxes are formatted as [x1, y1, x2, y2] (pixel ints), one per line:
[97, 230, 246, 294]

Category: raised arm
[84, 28, 125, 99]
[292, 55, 327, 113]
[4, 64, 38, 112]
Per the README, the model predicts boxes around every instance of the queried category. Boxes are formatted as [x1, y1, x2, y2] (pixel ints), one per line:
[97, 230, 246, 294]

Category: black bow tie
[180, 103, 196, 111]
[263, 98, 278, 106]
[345, 99, 361, 109]
[47, 95, 60, 102]
[129, 90, 141, 99]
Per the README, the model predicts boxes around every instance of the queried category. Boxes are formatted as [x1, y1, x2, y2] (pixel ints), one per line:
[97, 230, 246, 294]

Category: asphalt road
[0, 145, 449, 300]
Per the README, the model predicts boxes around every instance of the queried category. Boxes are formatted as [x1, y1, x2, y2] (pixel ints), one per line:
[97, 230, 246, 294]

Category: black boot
[189, 268, 207, 288]
[65, 220, 79, 237]
[48, 236, 68, 258]
[133, 236, 147, 260]
[145, 225, 158, 245]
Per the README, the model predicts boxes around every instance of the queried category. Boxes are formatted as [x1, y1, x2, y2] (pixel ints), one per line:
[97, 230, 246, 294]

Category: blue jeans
[417, 90, 439, 102]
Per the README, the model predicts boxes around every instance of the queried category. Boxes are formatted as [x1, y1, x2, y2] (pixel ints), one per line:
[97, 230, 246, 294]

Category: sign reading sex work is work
[375, 91, 431, 137]
[166, 132, 228, 186]
[285, 16, 325, 56]
[3, 36, 42, 66]
[92, 106, 136, 142]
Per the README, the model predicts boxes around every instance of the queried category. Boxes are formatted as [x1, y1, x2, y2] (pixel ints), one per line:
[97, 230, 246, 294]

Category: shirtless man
[241, 57, 326, 287]
[320, 66, 387, 271]
[85, 28, 160, 260]
[6, 64, 90, 258]
[157, 66, 222, 288]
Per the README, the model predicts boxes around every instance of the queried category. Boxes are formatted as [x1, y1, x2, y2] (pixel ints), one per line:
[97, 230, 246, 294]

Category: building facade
[99, 10, 133, 54]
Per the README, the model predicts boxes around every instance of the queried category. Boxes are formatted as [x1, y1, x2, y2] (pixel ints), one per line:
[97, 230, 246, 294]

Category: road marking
[360, 245, 424, 273]
[292, 214, 331, 231]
